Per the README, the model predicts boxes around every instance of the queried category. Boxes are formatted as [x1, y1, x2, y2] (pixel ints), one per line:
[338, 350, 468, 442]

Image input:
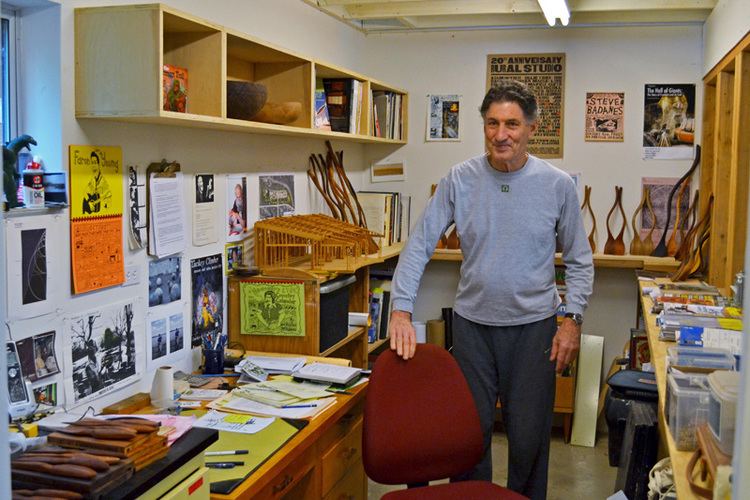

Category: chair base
[381, 480, 528, 499]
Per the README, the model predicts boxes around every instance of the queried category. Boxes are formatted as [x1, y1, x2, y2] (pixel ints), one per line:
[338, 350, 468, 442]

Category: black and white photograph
[67, 301, 139, 404]
[7, 343, 29, 404]
[149, 256, 181, 307]
[21, 228, 47, 305]
[15, 330, 59, 382]
[128, 166, 147, 250]
[259, 174, 295, 219]
[169, 312, 184, 353]
[195, 174, 215, 203]
[150, 318, 168, 361]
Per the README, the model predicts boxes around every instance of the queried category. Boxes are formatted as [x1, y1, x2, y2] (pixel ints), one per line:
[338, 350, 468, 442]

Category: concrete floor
[367, 429, 617, 499]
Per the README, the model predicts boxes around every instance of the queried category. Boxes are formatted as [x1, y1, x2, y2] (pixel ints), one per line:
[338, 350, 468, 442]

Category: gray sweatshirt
[391, 154, 594, 326]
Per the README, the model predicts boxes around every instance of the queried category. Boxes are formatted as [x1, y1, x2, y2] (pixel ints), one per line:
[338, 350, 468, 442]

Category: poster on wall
[585, 92, 624, 142]
[65, 300, 141, 406]
[193, 173, 218, 246]
[5, 214, 63, 320]
[127, 165, 147, 250]
[259, 174, 295, 220]
[426, 94, 461, 141]
[640, 177, 691, 246]
[239, 280, 306, 337]
[146, 304, 186, 370]
[225, 243, 243, 275]
[69, 145, 125, 294]
[149, 256, 182, 307]
[227, 176, 248, 241]
[643, 84, 696, 160]
[191, 254, 224, 348]
[15, 330, 60, 382]
[486, 53, 565, 158]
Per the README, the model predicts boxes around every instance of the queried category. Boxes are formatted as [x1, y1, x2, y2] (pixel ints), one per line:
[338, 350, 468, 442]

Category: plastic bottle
[22, 156, 45, 207]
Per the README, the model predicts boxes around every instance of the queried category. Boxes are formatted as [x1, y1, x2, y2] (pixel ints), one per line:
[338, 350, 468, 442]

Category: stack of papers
[209, 392, 337, 419]
[180, 388, 228, 401]
[243, 356, 306, 375]
[293, 362, 361, 386]
[233, 379, 331, 407]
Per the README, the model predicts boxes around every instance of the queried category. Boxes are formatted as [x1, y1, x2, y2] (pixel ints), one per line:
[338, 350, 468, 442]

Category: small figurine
[3, 134, 37, 209]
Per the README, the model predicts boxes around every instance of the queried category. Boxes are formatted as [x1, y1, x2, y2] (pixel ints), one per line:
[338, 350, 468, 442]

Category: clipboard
[145, 159, 180, 257]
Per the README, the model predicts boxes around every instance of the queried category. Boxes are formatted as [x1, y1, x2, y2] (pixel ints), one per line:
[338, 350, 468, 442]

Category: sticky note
[223, 414, 253, 424]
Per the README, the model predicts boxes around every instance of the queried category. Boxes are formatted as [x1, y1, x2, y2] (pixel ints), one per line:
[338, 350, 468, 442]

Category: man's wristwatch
[564, 312, 584, 326]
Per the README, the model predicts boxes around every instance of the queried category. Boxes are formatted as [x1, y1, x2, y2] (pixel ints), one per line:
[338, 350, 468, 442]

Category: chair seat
[381, 480, 528, 500]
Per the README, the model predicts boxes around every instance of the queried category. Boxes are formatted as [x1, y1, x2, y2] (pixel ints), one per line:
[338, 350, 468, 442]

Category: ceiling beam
[341, 1, 542, 20]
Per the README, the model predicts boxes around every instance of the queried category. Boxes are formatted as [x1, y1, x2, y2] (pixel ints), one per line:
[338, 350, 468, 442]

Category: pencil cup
[203, 348, 225, 374]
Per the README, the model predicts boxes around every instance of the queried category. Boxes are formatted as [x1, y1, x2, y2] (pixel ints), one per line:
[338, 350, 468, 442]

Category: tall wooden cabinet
[701, 30, 750, 288]
[75, 3, 408, 144]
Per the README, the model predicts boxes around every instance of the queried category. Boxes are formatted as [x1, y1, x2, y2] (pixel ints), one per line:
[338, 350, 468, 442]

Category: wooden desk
[638, 282, 710, 499]
[210, 383, 367, 500]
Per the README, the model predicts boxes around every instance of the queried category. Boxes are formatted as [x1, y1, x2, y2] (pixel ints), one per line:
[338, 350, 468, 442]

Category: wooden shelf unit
[74, 3, 408, 145]
[701, 29, 750, 289]
[431, 249, 681, 272]
[227, 244, 403, 368]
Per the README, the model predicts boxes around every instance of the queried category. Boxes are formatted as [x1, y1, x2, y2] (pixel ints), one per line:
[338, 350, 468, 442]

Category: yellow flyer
[69, 145, 123, 218]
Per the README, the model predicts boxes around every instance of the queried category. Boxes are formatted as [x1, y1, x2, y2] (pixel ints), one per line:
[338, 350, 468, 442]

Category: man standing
[388, 80, 593, 499]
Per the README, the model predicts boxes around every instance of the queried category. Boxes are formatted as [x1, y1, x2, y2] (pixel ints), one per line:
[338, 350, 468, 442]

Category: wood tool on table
[580, 185, 597, 253]
[603, 185, 626, 255]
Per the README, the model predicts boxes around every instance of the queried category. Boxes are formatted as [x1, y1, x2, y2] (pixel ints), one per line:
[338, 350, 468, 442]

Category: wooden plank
[700, 82, 716, 215]
[727, 51, 750, 283]
[569, 334, 604, 447]
[708, 71, 735, 287]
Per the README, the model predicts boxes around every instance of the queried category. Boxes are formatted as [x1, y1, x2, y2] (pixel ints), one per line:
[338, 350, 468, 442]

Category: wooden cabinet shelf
[431, 249, 680, 272]
[75, 3, 408, 145]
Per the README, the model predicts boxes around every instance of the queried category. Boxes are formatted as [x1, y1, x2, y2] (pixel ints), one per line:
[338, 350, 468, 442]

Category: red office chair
[363, 344, 527, 499]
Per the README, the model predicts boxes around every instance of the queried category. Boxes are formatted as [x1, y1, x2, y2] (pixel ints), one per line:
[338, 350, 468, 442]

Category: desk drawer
[319, 400, 364, 452]
[255, 445, 316, 500]
[321, 419, 363, 494]
[323, 461, 365, 500]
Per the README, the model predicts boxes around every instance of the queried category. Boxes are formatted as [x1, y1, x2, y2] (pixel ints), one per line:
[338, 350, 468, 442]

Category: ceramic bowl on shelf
[226, 80, 268, 121]
[251, 101, 303, 125]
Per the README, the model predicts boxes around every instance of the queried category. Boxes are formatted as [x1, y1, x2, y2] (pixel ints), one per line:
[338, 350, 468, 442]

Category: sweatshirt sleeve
[556, 177, 594, 316]
[390, 173, 455, 314]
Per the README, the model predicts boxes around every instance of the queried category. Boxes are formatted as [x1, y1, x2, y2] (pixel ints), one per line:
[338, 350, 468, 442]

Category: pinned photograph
[15, 331, 59, 382]
[169, 313, 184, 353]
[33, 383, 58, 408]
[21, 228, 47, 305]
[150, 318, 168, 361]
[149, 256, 181, 307]
[426, 94, 461, 141]
[259, 175, 295, 219]
[195, 174, 215, 204]
[227, 176, 248, 240]
[68, 302, 139, 404]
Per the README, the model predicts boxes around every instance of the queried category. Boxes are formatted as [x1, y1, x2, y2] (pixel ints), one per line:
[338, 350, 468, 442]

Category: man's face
[91, 156, 101, 175]
[197, 177, 204, 191]
[483, 101, 537, 169]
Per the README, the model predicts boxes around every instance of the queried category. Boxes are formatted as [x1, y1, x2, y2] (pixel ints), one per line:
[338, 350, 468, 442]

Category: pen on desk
[206, 450, 249, 456]
[282, 404, 318, 409]
[206, 462, 244, 469]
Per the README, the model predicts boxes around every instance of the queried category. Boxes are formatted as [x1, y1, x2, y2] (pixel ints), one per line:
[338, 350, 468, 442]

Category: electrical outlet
[123, 264, 141, 287]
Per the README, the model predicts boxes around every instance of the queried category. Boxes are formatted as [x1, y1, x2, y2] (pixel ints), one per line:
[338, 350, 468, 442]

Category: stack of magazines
[235, 356, 306, 384]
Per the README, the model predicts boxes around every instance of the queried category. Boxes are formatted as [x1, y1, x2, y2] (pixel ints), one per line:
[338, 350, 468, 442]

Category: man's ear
[528, 120, 538, 136]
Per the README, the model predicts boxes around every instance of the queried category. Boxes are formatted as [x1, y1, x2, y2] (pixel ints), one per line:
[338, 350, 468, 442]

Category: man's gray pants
[451, 313, 558, 500]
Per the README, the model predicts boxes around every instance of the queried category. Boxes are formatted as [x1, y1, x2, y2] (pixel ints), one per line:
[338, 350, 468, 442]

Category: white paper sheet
[149, 172, 186, 257]
[193, 410, 274, 434]
[192, 173, 218, 246]
[146, 302, 187, 370]
[215, 394, 336, 419]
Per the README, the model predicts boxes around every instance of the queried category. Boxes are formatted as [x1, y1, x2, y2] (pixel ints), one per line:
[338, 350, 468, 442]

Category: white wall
[359, 25, 704, 380]
[703, 0, 750, 75]
[10, 0, 375, 414]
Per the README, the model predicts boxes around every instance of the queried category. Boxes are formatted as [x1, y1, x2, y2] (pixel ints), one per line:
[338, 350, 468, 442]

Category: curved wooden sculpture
[604, 186, 627, 255]
[630, 186, 656, 255]
[671, 195, 713, 281]
[653, 145, 701, 256]
[675, 190, 700, 262]
[580, 185, 597, 253]
[666, 178, 691, 257]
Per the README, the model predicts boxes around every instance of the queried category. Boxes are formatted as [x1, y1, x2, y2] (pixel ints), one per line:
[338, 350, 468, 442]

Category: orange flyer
[71, 217, 125, 294]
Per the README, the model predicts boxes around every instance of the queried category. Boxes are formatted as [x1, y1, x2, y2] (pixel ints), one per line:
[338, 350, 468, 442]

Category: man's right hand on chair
[389, 310, 416, 360]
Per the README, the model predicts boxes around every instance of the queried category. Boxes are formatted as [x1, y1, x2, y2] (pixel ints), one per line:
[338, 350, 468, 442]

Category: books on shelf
[371, 90, 402, 140]
[357, 190, 410, 247]
[314, 82, 331, 131]
[162, 64, 188, 113]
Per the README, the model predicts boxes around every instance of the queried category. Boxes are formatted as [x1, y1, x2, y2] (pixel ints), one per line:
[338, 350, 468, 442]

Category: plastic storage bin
[667, 372, 711, 450]
[707, 370, 740, 455]
[666, 346, 736, 372]
[319, 274, 356, 352]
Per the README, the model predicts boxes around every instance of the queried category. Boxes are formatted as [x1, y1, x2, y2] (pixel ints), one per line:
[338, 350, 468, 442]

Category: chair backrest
[363, 343, 484, 485]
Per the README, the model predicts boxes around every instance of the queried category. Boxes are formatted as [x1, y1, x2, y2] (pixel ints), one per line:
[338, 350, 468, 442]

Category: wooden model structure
[254, 214, 382, 272]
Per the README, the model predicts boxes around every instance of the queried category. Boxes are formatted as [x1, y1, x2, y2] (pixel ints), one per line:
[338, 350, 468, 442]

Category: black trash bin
[604, 369, 658, 466]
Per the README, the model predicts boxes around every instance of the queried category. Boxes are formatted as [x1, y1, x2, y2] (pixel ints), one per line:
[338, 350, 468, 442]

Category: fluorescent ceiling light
[538, 0, 570, 27]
